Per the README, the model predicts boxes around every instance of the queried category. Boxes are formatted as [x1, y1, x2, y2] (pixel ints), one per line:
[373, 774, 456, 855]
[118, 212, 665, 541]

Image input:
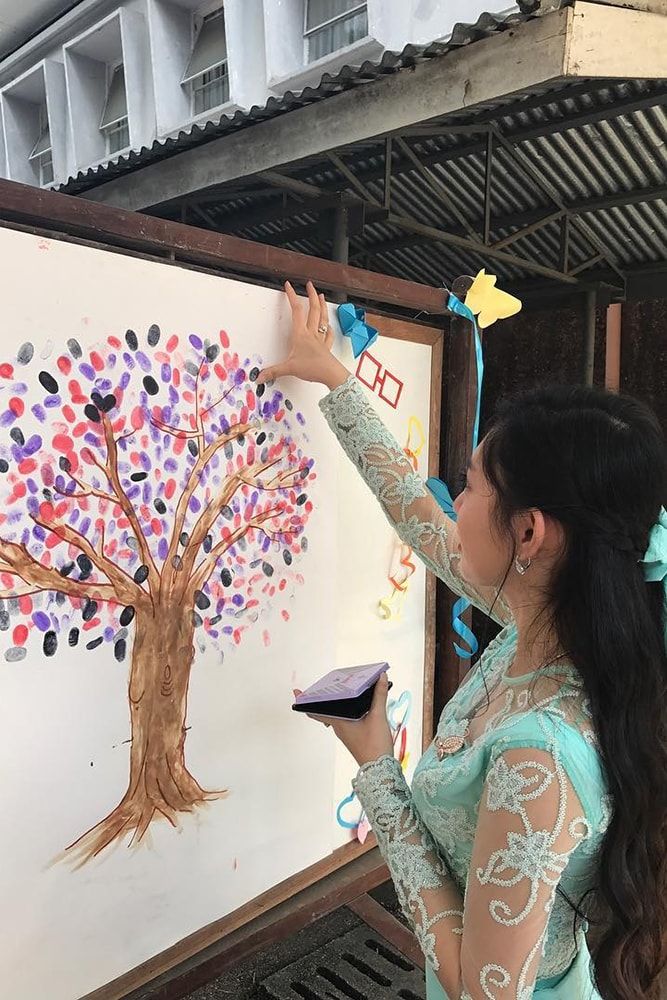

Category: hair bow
[639, 507, 667, 646]
[337, 303, 379, 359]
[640, 507, 667, 584]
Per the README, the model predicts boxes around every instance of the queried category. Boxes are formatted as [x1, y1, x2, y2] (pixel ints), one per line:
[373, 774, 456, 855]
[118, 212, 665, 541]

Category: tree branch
[0, 537, 119, 604]
[162, 421, 256, 596]
[101, 415, 160, 596]
[30, 514, 145, 607]
[189, 507, 286, 595]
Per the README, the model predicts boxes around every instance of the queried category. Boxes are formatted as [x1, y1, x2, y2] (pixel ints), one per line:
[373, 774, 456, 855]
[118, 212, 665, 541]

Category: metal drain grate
[258, 924, 426, 1000]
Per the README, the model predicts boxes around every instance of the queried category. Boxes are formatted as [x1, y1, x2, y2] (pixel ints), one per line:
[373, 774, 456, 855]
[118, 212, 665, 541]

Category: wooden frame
[0, 179, 454, 1000]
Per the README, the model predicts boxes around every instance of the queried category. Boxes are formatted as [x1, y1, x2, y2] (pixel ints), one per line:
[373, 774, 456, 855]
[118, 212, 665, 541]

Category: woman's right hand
[257, 280, 350, 391]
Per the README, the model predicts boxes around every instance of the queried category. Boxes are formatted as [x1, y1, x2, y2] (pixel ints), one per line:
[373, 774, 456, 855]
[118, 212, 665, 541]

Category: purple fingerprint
[235, 369, 246, 385]
[161, 363, 171, 383]
[136, 352, 151, 372]
[0, 410, 16, 427]
[150, 425, 160, 444]
[140, 452, 151, 471]
[11, 444, 22, 462]
[11, 383, 28, 394]
[69, 508, 79, 524]
[79, 363, 96, 381]
[33, 611, 50, 631]
[189, 334, 203, 350]
[107, 354, 117, 368]
[220, 416, 229, 433]
[31, 404, 46, 422]
[103, 626, 115, 642]
[27, 498, 40, 516]
[296, 413, 305, 426]
[122, 353, 135, 370]
[142, 483, 151, 504]
[232, 594, 244, 607]
[96, 378, 112, 392]
[44, 395, 61, 408]
[26, 478, 38, 493]
[84, 433, 99, 446]
[126, 485, 140, 500]
[161, 406, 172, 423]
[144, 524, 152, 537]
[158, 537, 168, 560]
[7, 509, 22, 524]
[20, 528, 30, 546]
[223, 626, 233, 635]
[189, 496, 201, 513]
[24, 435, 42, 456]
[262, 536, 270, 552]
[120, 372, 131, 390]
[164, 458, 177, 472]
[79, 516, 91, 535]
[169, 386, 178, 405]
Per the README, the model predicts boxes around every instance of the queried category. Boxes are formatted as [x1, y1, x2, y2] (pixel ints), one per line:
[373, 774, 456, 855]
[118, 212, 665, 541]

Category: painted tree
[0, 325, 315, 862]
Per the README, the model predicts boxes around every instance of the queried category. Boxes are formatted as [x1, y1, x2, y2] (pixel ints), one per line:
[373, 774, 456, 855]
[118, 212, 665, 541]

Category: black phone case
[292, 680, 392, 721]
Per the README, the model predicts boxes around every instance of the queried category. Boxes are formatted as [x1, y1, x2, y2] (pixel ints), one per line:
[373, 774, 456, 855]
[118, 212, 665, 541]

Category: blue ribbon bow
[426, 292, 484, 660]
[337, 303, 379, 359]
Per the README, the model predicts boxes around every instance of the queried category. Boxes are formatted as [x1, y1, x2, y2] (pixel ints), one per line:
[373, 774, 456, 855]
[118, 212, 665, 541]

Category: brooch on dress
[435, 721, 469, 760]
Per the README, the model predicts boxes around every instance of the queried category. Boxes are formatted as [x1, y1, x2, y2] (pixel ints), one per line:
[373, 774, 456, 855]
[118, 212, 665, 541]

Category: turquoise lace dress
[319, 376, 609, 1000]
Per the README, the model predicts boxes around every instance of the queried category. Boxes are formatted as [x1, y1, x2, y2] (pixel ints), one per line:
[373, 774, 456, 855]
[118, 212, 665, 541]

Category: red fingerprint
[57, 356, 72, 375]
[9, 397, 24, 417]
[13, 624, 28, 646]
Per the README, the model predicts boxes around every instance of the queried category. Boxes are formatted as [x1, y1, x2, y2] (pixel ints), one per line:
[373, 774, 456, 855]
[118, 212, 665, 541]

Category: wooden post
[331, 202, 350, 305]
[583, 289, 597, 386]
[435, 275, 479, 715]
[605, 303, 622, 392]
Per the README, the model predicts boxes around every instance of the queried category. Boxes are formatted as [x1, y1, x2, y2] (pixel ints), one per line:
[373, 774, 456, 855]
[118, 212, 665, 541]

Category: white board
[0, 226, 434, 999]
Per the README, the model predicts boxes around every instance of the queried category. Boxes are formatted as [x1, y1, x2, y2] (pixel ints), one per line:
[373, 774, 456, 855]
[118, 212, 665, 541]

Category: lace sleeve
[319, 375, 511, 626]
[354, 746, 591, 1000]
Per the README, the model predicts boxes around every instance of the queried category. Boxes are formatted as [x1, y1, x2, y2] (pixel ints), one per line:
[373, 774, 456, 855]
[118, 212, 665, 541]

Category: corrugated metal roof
[59, 3, 569, 195]
[188, 77, 666, 293]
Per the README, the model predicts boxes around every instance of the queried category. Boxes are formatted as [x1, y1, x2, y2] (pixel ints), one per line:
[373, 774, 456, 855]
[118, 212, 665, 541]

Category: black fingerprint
[203, 534, 212, 553]
[59, 562, 74, 577]
[17, 342, 34, 365]
[86, 637, 103, 650]
[256, 383, 265, 397]
[194, 590, 210, 610]
[147, 324, 161, 347]
[119, 605, 135, 626]
[59, 456, 71, 472]
[143, 376, 159, 396]
[256, 432, 266, 445]
[114, 638, 126, 662]
[10, 427, 24, 446]
[125, 329, 138, 350]
[249, 367, 259, 382]
[191, 611, 203, 628]
[67, 338, 82, 359]
[84, 404, 100, 423]
[133, 565, 149, 584]
[206, 344, 219, 362]
[43, 631, 57, 656]
[188, 440, 199, 457]
[179, 532, 189, 547]
[0, 460, 8, 473]
[39, 371, 59, 394]
[262, 562, 274, 577]
[130, 472, 147, 482]
[154, 499, 166, 515]
[68, 627, 80, 647]
[220, 568, 233, 587]
[77, 555, 93, 578]
[283, 550, 293, 566]
[82, 598, 98, 622]
[100, 394, 116, 413]
[91, 391, 104, 410]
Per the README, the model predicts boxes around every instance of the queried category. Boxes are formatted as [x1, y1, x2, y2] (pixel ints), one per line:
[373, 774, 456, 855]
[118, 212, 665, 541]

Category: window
[29, 104, 54, 186]
[304, 0, 368, 62]
[182, 8, 229, 116]
[100, 63, 129, 155]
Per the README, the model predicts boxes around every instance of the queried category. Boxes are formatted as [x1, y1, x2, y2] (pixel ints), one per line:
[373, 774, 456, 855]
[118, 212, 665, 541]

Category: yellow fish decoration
[465, 269, 522, 329]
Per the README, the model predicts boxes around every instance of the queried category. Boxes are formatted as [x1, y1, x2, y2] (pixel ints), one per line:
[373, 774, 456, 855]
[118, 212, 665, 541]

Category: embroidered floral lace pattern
[322, 377, 608, 999]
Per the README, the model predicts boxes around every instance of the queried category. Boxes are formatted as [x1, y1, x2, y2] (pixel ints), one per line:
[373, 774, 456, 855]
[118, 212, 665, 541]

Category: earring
[515, 556, 531, 576]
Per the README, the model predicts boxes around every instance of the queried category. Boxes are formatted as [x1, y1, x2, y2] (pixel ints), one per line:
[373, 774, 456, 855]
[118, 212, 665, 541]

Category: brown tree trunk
[66, 601, 227, 865]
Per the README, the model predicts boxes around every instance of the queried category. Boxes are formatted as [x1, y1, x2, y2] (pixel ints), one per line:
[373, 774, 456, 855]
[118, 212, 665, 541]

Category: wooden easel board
[0, 215, 442, 1000]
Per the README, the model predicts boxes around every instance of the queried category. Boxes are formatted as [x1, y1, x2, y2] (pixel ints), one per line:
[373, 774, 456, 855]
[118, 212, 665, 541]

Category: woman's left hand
[293, 673, 394, 767]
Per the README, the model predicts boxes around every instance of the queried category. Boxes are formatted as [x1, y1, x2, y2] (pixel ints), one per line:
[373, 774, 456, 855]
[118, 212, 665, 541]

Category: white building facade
[0, 0, 520, 190]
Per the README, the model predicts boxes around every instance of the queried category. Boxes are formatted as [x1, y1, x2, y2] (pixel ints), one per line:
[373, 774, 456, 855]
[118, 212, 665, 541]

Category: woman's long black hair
[479, 384, 667, 1000]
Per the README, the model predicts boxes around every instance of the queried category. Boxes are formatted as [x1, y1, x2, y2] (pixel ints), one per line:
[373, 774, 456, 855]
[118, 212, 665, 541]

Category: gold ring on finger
[318, 324, 328, 334]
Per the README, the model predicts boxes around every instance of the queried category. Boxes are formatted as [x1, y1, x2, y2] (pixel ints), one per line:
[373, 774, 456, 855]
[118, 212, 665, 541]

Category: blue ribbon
[426, 291, 484, 661]
[640, 506, 667, 648]
[337, 303, 379, 359]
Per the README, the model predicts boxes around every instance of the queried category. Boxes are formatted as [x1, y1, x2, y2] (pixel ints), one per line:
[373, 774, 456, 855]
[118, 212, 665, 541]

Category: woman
[258, 281, 667, 1000]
